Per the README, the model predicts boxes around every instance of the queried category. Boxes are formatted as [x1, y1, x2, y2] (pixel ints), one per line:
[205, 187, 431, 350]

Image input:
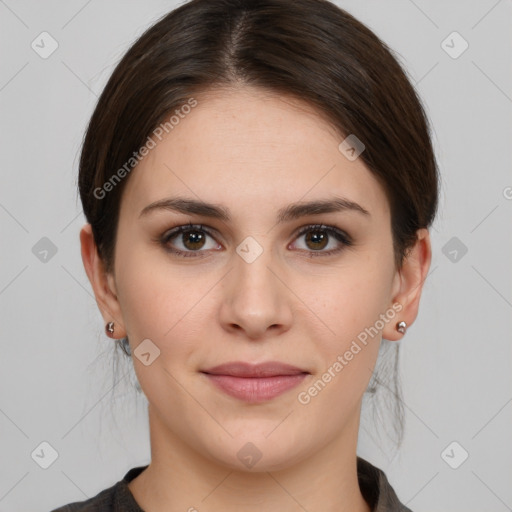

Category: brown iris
[182, 229, 206, 250]
[305, 229, 328, 250]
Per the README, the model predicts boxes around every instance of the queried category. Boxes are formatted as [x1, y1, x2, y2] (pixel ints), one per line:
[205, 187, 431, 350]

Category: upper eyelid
[295, 223, 348, 236]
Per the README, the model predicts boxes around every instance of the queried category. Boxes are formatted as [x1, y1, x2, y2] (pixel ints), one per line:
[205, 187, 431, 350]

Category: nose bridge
[234, 235, 279, 304]
[237, 243, 274, 290]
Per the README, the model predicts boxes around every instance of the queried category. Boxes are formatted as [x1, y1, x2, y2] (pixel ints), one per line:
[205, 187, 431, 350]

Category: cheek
[114, 241, 173, 335]
[115, 243, 217, 358]
[297, 247, 395, 381]
[115, 251, 209, 403]
[305, 254, 394, 337]
[294, 272, 391, 426]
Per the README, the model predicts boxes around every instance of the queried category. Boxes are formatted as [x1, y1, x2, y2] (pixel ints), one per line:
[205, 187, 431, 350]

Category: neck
[128, 403, 371, 512]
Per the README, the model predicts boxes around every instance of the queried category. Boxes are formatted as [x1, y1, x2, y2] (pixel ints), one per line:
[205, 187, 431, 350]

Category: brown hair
[79, 0, 439, 447]
[79, 0, 438, 274]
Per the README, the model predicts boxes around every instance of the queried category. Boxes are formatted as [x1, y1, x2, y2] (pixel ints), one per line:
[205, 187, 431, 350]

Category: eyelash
[159, 222, 353, 258]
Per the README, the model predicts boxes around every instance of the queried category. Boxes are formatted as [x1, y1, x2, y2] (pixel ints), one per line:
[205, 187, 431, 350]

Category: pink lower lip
[203, 373, 308, 403]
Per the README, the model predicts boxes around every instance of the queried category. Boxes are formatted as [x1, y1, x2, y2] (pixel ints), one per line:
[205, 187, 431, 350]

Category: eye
[159, 223, 352, 258]
[160, 223, 221, 257]
[291, 224, 352, 257]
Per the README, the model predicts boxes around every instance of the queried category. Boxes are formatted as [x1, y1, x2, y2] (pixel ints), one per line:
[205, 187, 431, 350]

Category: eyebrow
[139, 196, 370, 222]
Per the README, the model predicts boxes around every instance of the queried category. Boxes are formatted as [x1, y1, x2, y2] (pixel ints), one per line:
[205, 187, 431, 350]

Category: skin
[81, 86, 431, 512]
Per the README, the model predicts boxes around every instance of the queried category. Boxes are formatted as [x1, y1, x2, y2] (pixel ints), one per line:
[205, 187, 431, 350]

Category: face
[103, 87, 405, 471]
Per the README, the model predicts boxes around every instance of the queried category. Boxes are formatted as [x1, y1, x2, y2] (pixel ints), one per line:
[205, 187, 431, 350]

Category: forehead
[119, 87, 389, 221]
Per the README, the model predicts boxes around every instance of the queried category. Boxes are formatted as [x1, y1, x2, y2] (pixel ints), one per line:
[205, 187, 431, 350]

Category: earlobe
[383, 229, 432, 341]
[79, 223, 126, 338]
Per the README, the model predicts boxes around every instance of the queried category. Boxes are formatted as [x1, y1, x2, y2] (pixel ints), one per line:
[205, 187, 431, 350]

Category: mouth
[200, 361, 310, 403]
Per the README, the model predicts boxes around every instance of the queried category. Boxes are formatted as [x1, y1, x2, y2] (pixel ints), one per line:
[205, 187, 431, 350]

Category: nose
[218, 244, 293, 340]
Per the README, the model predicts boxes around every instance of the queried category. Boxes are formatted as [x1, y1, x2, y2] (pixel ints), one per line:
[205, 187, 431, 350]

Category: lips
[200, 361, 310, 403]
[201, 361, 309, 378]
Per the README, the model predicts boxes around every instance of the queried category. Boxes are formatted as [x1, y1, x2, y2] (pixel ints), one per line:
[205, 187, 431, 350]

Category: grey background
[0, 1, 511, 511]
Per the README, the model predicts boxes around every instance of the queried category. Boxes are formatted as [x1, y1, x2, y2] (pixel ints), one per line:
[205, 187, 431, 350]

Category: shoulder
[49, 466, 148, 512]
[357, 456, 413, 512]
[49, 484, 118, 512]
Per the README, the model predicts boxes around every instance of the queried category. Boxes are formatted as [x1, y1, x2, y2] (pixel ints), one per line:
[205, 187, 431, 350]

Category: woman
[52, 0, 438, 510]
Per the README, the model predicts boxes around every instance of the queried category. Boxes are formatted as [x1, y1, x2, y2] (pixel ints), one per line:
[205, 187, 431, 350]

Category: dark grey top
[50, 456, 412, 511]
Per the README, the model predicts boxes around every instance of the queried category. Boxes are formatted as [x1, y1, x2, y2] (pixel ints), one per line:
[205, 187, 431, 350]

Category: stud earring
[106, 321, 115, 337]
[396, 321, 407, 334]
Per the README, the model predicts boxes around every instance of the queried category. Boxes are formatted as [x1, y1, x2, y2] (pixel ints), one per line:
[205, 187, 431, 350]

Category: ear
[383, 228, 432, 341]
[80, 223, 126, 338]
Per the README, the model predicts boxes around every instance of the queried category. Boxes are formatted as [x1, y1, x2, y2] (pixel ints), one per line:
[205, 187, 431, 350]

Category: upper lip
[201, 361, 309, 377]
